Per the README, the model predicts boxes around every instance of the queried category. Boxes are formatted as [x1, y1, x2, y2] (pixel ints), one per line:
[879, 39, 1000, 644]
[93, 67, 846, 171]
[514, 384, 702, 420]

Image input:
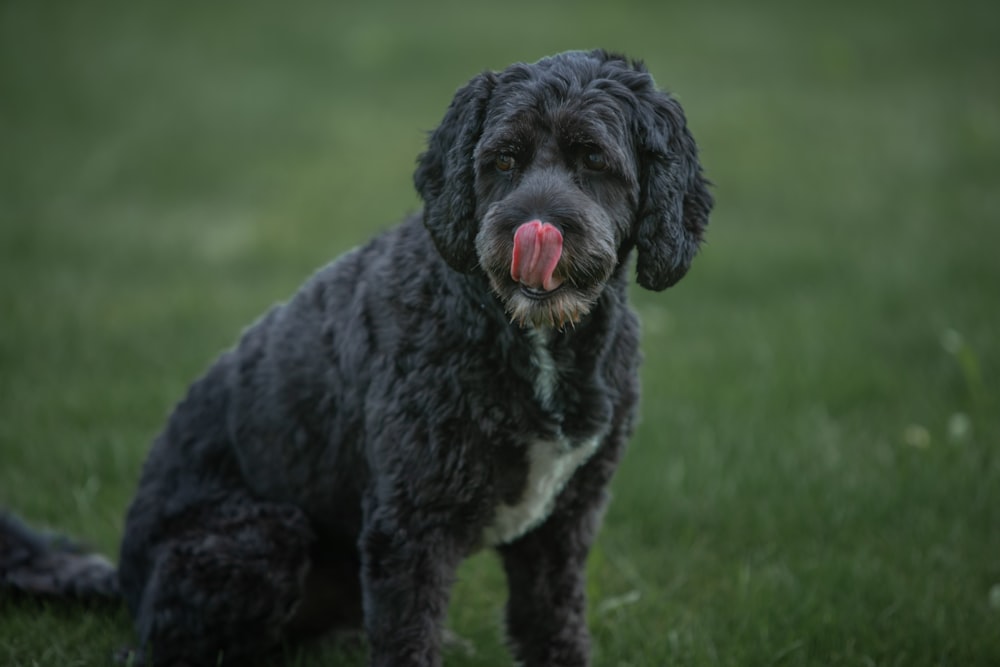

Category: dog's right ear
[414, 72, 497, 274]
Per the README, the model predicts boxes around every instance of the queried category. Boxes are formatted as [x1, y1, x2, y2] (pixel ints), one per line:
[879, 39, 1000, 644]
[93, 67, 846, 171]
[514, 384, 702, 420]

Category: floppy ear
[414, 71, 497, 274]
[633, 88, 713, 291]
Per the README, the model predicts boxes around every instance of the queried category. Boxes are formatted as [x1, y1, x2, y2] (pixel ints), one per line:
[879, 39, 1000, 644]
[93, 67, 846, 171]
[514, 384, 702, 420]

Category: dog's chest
[482, 434, 600, 546]
[481, 329, 602, 547]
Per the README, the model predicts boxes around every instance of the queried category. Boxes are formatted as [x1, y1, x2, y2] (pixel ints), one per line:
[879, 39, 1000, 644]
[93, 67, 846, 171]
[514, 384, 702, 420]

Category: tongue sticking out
[511, 220, 563, 292]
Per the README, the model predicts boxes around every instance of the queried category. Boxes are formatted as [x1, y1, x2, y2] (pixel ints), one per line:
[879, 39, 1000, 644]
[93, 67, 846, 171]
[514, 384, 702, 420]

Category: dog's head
[414, 50, 712, 328]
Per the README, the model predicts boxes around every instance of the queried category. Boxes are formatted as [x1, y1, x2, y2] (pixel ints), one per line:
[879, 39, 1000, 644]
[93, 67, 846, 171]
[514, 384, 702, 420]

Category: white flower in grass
[989, 584, 1000, 611]
[940, 328, 964, 355]
[902, 424, 931, 449]
[947, 412, 972, 443]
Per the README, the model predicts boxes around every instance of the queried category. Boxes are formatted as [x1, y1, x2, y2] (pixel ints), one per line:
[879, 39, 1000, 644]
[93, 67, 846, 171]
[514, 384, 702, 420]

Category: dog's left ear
[632, 88, 713, 291]
[414, 71, 497, 274]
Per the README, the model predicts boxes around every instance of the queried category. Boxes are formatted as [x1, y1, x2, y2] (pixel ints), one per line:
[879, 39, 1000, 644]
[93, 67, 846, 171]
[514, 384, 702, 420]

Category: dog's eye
[582, 150, 607, 171]
[495, 154, 516, 173]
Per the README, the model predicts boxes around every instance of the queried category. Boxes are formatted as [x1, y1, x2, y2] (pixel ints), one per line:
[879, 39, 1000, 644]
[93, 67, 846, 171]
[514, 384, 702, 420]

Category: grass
[2, 0, 998, 665]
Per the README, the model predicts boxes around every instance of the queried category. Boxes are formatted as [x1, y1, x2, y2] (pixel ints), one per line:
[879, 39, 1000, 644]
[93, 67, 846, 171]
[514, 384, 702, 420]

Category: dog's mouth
[504, 221, 588, 328]
[518, 283, 564, 300]
[476, 211, 616, 330]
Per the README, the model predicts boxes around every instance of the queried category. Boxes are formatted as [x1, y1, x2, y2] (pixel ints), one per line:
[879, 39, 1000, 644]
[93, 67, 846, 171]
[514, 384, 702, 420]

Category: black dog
[0, 49, 711, 666]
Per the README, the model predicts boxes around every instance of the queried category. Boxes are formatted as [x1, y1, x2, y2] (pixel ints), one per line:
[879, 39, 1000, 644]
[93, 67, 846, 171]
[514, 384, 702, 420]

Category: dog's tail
[0, 512, 121, 604]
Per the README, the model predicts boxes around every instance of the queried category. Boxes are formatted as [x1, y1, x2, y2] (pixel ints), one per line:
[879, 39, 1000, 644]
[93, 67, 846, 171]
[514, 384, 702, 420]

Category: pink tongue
[511, 220, 563, 292]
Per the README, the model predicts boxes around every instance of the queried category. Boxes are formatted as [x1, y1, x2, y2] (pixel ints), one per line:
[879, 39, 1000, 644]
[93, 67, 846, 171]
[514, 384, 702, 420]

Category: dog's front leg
[359, 504, 462, 667]
[497, 495, 604, 667]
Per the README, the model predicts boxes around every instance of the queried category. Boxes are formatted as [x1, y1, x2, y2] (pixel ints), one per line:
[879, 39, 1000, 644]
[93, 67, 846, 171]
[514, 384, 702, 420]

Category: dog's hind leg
[118, 496, 321, 667]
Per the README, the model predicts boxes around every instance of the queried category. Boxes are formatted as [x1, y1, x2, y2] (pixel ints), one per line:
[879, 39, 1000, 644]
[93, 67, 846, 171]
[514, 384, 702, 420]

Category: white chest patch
[481, 327, 601, 547]
[482, 435, 601, 547]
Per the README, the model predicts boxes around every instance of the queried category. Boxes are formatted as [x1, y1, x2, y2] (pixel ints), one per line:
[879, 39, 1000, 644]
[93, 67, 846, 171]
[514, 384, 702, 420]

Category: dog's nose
[511, 220, 563, 292]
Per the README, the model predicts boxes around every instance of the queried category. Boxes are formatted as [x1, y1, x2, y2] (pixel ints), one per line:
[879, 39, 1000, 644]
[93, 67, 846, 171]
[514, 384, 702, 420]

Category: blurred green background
[1, 0, 998, 665]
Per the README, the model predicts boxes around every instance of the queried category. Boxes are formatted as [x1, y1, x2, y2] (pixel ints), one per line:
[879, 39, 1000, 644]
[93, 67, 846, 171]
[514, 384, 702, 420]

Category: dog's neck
[518, 266, 631, 406]
[524, 327, 558, 409]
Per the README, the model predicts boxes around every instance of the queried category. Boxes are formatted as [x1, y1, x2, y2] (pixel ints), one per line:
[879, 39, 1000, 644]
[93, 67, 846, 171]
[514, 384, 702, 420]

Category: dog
[0, 49, 711, 666]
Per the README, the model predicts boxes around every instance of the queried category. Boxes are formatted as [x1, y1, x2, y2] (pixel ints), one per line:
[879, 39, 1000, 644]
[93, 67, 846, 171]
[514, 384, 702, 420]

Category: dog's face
[415, 50, 713, 329]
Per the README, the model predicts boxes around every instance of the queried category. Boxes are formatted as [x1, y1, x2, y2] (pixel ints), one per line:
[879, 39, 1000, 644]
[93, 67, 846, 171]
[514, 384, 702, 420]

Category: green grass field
[2, 0, 998, 665]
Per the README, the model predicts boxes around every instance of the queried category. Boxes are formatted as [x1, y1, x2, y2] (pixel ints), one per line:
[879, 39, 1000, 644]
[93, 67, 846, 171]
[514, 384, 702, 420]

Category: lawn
[1, 0, 998, 665]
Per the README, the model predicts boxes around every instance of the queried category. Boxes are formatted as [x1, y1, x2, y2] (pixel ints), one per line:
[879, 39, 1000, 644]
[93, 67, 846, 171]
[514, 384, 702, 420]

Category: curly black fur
[1, 49, 711, 667]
